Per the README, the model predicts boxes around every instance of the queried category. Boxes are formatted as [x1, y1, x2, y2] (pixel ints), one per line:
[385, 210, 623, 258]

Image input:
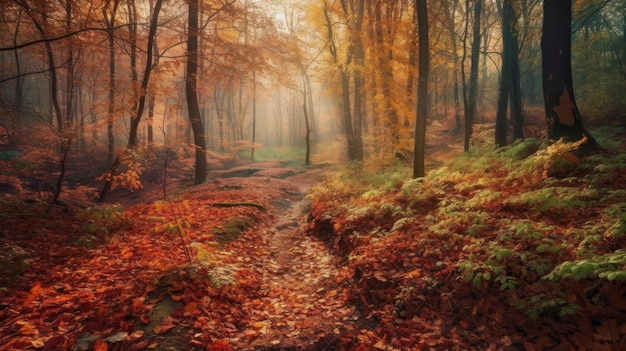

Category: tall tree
[186, 0, 207, 184]
[127, 0, 163, 147]
[103, 0, 120, 164]
[495, 0, 524, 147]
[413, 0, 429, 178]
[323, 0, 363, 161]
[441, 0, 462, 133]
[463, 0, 482, 152]
[542, 0, 598, 148]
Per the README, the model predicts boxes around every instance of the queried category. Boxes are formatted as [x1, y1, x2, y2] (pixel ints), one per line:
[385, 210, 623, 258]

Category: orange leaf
[184, 302, 198, 313]
[18, 323, 37, 336]
[120, 248, 133, 259]
[405, 269, 422, 279]
[94, 339, 108, 351]
[459, 320, 470, 329]
[154, 318, 176, 334]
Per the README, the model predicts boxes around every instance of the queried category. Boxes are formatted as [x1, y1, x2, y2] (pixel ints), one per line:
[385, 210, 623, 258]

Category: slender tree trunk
[414, 0, 429, 178]
[508, 0, 523, 141]
[215, 87, 226, 151]
[186, 0, 207, 184]
[495, 0, 513, 148]
[373, 0, 400, 152]
[323, 1, 361, 161]
[303, 72, 316, 148]
[302, 76, 311, 165]
[442, 0, 461, 133]
[148, 94, 154, 144]
[250, 71, 256, 160]
[127, 0, 139, 129]
[64, 0, 75, 128]
[464, 0, 482, 152]
[128, 0, 163, 147]
[541, 0, 598, 148]
[24, 3, 64, 133]
[12, 8, 24, 124]
[104, 0, 120, 165]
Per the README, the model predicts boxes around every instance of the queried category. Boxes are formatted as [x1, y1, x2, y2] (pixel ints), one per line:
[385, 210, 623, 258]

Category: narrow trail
[228, 170, 361, 350]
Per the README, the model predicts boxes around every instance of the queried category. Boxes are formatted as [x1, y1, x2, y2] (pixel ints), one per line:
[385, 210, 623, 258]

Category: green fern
[545, 250, 626, 282]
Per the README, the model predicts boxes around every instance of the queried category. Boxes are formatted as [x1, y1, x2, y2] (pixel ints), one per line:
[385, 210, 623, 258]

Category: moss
[212, 216, 256, 246]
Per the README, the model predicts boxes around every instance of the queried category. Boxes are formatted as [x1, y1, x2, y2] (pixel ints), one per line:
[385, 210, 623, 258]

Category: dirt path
[226, 169, 361, 350]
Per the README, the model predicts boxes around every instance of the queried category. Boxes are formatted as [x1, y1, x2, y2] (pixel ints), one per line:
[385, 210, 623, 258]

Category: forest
[1, 0, 625, 350]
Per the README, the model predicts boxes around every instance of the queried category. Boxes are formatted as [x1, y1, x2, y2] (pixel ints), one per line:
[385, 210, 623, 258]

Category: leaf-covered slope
[1, 165, 357, 351]
[307, 130, 626, 350]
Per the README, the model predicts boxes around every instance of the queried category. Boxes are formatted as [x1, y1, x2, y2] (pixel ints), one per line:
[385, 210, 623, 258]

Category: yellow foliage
[96, 150, 145, 192]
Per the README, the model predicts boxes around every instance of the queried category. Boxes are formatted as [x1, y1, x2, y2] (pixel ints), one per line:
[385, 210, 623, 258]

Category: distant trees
[0, 0, 623, 194]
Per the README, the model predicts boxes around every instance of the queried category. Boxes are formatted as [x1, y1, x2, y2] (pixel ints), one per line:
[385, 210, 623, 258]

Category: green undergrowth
[308, 130, 626, 326]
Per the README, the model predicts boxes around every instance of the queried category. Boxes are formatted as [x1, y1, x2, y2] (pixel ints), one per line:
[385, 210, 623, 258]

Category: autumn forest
[1, 0, 625, 350]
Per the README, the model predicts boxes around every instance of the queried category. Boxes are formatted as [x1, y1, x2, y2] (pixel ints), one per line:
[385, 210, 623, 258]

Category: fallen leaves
[5, 157, 626, 351]
[154, 317, 178, 334]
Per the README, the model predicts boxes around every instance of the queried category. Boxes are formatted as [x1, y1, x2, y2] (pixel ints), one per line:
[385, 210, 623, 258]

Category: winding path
[227, 169, 360, 350]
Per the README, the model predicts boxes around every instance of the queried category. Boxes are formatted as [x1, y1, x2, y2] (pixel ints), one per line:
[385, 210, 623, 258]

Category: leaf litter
[2, 136, 626, 350]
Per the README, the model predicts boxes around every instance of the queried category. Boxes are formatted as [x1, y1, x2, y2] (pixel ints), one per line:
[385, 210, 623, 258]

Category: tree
[186, 0, 207, 184]
[413, 0, 429, 178]
[103, 0, 120, 164]
[441, 0, 462, 133]
[462, 0, 482, 152]
[322, 0, 363, 161]
[495, 0, 523, 147]
[541, 0, 598, 148]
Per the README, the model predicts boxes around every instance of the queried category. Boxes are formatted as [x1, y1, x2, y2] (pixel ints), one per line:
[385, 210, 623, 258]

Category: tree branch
[0, 24, 135, 52]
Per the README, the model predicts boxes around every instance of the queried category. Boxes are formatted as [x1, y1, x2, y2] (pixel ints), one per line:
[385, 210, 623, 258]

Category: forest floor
[0, 158, 359, 350]
[1, 122, 626, 350]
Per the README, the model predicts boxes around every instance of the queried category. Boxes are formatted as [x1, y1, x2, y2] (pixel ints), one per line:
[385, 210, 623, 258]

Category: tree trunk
[302, 74, 311, 165]
[464, 0, 482, 152]
[127, 0, 139, 129]
[413, 0, 429, 178]
[186, 0, 207, 184]
[103, 0, 120, 165]
[325, 0, 362, 161]
[250, 70, 257, 160]
[508, 0, 523, 141]
[442, 0, 461, 133]
[128, 0, 163, 148]
[541, 0, 598, 148]
[24, 4, 63, 133]
[148, 94, 154, 144]
[495, 0, 513, 148]
[304, 73, 316, 148]
[64, 0, 75, 128]
[12, 8, 24, 123]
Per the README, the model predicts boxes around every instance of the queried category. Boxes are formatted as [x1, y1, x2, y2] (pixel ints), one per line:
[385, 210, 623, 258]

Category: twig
[210, 202, 266, 211]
